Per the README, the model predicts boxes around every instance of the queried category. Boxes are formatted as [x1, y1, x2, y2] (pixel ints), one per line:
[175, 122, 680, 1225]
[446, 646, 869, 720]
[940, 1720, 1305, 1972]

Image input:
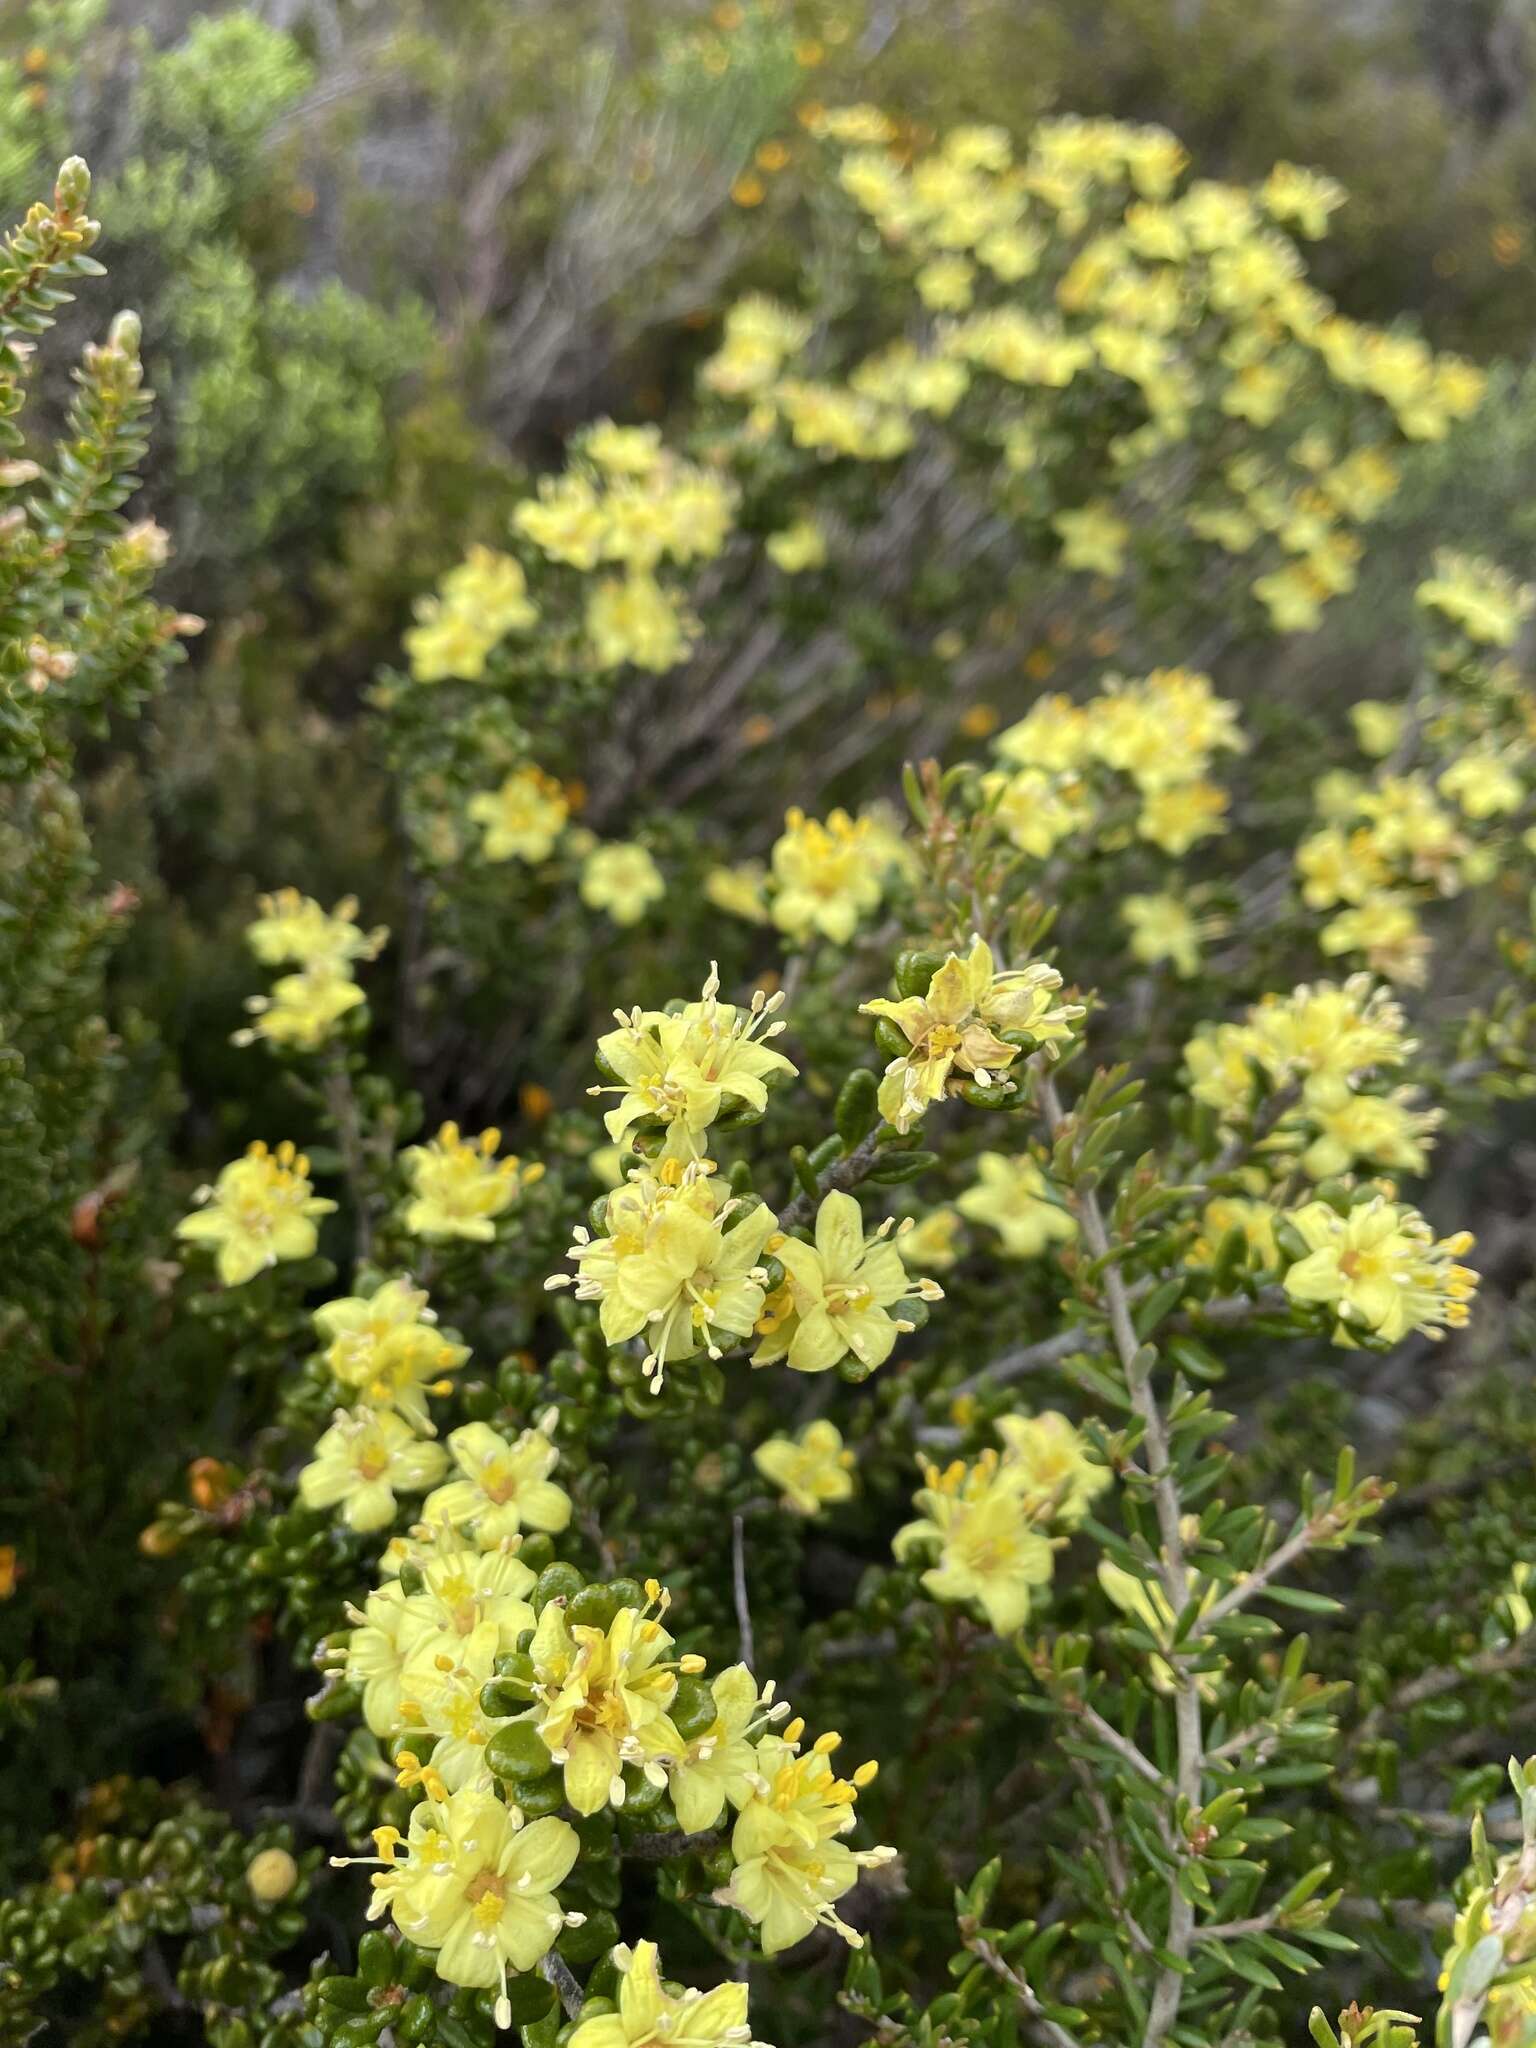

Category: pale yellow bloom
[956, 1153, 1076, 1259]
[1283, 1194, 1477, 1343]
[423, 1415, 572, 1545]
[770, 808, 885, 945]
[176, 1140, 336, 1287]
[861, 938, 1081, 1133]
[754, 1420, 857, 1517]
[467, 765, 569, 864]
[401, 1123, 542, 1241]
[581, 842, 666, 926]
[895, 1449, 1056, 1633]
[299, 1408, 447, 1533]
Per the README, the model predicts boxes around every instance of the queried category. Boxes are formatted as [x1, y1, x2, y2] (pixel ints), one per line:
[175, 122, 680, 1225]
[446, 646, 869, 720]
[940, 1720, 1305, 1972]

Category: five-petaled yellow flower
[754, 1421, 857, 1517]
[176, 1140, 336, 1286]
[401, 1123, 542, 1241]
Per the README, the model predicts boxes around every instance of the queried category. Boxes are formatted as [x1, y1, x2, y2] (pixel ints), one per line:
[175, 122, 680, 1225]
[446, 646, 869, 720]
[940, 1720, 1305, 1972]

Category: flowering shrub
[9, 71, 1536, 2048]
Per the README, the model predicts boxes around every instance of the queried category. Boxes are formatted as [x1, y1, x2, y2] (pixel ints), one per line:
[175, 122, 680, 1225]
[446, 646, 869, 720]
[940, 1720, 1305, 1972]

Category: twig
[777, 1127, 888, 1235]
[540, 1950, 583, 2019]
[731, 1512, 755, 1669]
[1036, 1069, 1203, 2048]
[963, 1930, 1085, 2048]
[622, 1826, 724, 1861]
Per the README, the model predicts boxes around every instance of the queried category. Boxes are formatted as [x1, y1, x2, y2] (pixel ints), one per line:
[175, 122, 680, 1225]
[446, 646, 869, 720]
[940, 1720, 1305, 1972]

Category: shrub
[5, 73, 1536, 2048]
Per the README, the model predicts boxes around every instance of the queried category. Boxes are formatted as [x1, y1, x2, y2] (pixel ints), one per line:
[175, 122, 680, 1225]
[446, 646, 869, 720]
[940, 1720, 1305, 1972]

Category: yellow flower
[1137, 779, 1228, 856]
[956, 1153, 1076, 1260]
[569, 1940, 761, 2048]
[721, 1728, 891, 1953]
[401, 1123, 542, 1242]
[1253, 564, 1328, 633]
[363, 1788, 580, 2027]
[592, 967, 796, 1159]
[753, 1191, 939, 1377]
[702, 294, 812, 399]
[1294, 824, 1390, 909]
[994, 1411, 1109, 1528]
[176, 1140, 336, 1286]
[704, 860, 771, 924]
[1240, 974, 1412, 1108]
[895, 1205, 963, 1271]
[246, 890, 387, 972]
[862, 938, 1081, 1133]
[315, 1278, 469, 1435]
[1296, 1088, 1440, 1181]
[396, 1618, 517, 1792]
[405, 547, 537, 682]
[404, 603, 500, 685]
[766, 516, 827, 573]
[1415, 549, 1534, 647]
[346, 1529, 535, 1741]
[994, 693, 1093, 773]
[514, 473, 609, 568]
[1349, 701, 1404, 759]
[422, 1416, 573, 1545]
[525, 1589, 687, 1814]
[1320, 892, 1429, 986]
[895, 1449, 1056, 1632]
[915, 254, 974, 311]
[665, 1665, 777, 1835]
[1098, 1555, 1220, 1697]
[299, 1408, 448, 1533]
[581, 842, 666, 926]
[1188, 1195, 1280, 1271]
[754, 1420, 857, 1516]
[1123, 893, 1202, 976]
[988, 766, 1095, 858]
[580, 419, 664, 476]
[1439, 749, 1524, 820]
[467, 765, 569, 864]
[1283, 1195, 1477, 1345]
[770, 807, 885, 944]
[1260, 161, 1345, 238]
[236, 964, 364, 1051]
[585, 573, 693, 673]
[345, 1580, 430, 1738]
[1053, 501, 1129, 577]
[556, 1162, 779, 1388]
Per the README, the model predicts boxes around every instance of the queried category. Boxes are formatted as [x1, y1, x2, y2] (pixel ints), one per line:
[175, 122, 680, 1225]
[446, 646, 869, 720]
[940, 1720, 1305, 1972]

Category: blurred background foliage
[4, 0, 1536, 2024]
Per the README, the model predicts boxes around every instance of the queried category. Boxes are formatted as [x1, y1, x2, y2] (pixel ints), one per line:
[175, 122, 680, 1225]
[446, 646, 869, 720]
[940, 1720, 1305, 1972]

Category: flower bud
[245, 1847, 299, 1902]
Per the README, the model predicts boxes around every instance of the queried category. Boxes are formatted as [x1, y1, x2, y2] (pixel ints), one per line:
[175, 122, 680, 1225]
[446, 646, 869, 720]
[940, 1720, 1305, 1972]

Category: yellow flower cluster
[404, 545, 538, 683]
[1184, 975, 1438, 1190]
[339, 1558, 892, 2000]
[589, 964, 796, 1162]
[895, 1410, 1107, 1632]
[861, 937, 1082, 1133]
[401, 1122, 543, 1242]
[1297, 761, 1520, 985]
[235, 889, 387, 1054]
[339, 1433, 569, 1738]
[314, 1277, 470, 1435]
[1281, 1194, 1478, 1346]
[693, 110, 1482, 644]
[1416, 548, 1535, 649]
[511, 419, 734, 674]
[175, 1140, 337, 1288]
[991, 668, 1245, 862]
